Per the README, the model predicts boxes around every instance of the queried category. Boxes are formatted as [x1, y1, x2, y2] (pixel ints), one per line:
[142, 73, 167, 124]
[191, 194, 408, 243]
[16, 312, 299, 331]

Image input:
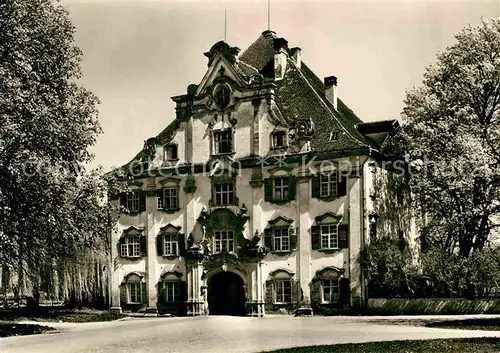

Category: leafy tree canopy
[401, 18, 500, 257]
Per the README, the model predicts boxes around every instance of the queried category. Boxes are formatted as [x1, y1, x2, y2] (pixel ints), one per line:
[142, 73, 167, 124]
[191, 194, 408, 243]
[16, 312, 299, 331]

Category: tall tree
[402, 18, 500, 257]
[0, 0, 114, 306]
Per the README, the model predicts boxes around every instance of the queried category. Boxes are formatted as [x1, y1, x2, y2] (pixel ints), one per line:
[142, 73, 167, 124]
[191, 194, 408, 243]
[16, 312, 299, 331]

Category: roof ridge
[293, 63, 369, 148]
[237, 59, 259, 73]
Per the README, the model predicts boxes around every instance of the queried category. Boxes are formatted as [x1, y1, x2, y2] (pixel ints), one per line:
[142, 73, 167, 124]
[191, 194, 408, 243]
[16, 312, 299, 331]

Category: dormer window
[164, 144, 178, 161]
[213, 129, 233, 154]
[271, 131, 287, 149]
[214, 85, 230, 110]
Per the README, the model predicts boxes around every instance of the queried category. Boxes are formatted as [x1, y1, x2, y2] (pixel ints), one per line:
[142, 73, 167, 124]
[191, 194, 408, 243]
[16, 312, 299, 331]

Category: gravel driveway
[2, 315, 500, 353]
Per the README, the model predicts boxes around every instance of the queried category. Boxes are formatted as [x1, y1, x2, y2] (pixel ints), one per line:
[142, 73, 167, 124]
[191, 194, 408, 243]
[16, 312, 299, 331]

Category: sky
[62, 0, 499, 170]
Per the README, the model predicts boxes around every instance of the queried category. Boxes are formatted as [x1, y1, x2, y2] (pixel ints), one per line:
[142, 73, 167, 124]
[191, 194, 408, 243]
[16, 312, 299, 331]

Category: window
[163, 282, 179, 303]
[273, 227, 290, 252]
[275, 280, 291, 304]
[214, 129, 233, 154]
[164, 145, 178, 161]
[121, 236, 141, 258]
[214, 183, 234, 205]
[322, 279, 339, 303]
[164, 233, 178, 256]
[320, 172, 338, 198]
[214, 85, 230, 110]
[129, 282, 142, 303]
[320, 224, 339, 249]
[273, 178, 289, 200]
[329, 131, 339, 141]
[213, 230, 234, 253]
[163, 187, 178, 210]
[272, 131, 286, 148]
[126, 191, 140, 213]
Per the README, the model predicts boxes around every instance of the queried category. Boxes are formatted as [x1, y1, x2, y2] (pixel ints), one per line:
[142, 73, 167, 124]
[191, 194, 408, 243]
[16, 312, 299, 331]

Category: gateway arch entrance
[207, 271, 246, 316]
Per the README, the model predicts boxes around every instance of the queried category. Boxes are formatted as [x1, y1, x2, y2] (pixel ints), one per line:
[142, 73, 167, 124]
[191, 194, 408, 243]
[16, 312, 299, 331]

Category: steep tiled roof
[238, 32, 373, 152]
[116, 31, 380, 175]
[238, 31, 276, 71]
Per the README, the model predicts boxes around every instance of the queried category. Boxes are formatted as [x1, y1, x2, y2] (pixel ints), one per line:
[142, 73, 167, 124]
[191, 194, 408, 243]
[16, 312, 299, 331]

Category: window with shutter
[320, 172, 338, 197]
[312, 169, 348, 199]
[320, 224, 339, 249]
[120, 191, 141, 213]
[164, 233, 178, 256]
[273, 178, 289, 200]
[121, 236, 141, 258]
[273, 227, 290, 252]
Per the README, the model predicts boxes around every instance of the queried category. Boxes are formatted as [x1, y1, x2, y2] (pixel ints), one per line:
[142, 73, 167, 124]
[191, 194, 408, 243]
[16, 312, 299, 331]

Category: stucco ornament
[141, 137, 158, 161]
[289, 118, 315, 142]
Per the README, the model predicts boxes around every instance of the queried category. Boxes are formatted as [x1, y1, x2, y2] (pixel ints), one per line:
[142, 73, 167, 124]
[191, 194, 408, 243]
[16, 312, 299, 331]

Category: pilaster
[109, 220, 122, 313]
[145, 178, 158, 314]
[297, 170, 312, 313]
[348, 173, 362, 305]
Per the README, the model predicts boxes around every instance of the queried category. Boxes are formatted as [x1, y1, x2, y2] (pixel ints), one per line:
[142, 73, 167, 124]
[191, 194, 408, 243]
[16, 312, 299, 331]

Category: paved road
[2, 315, 500, 353]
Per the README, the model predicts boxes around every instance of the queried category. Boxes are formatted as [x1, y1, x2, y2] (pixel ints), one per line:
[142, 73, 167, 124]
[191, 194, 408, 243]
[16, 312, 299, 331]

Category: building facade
[109, 30, 411, 316]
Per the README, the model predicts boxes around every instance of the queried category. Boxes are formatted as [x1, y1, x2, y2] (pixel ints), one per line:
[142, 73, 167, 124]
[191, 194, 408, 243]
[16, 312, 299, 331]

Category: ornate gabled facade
[109, 30, 415, 316]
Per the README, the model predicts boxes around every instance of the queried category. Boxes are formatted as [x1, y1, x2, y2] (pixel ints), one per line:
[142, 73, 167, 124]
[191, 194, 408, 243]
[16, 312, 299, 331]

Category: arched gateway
[207, 271, 246, 316]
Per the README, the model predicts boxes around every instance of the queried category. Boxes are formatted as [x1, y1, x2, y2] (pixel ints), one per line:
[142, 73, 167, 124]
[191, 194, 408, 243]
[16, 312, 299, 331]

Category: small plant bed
[261, 338, 500, 353]
[426, 318, 500, 331]
[0, 307, 126, 323]
[0, 322, 56, 337]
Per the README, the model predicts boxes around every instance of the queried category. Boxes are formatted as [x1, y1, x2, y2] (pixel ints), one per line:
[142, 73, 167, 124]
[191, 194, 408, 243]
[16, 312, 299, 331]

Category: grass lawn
[426, 318, 500, 331]
[0, 322, 56, 337]
[0, 307, 126, 323]
[262, 338, 500, 353]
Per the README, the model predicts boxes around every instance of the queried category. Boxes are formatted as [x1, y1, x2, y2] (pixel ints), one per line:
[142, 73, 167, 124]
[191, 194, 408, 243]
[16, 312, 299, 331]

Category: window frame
[320, 224, 339, 250]
[214, 85, 231, 110]
[163, 281, 180, 303]
[163, 233, 178, 256]
[213, 129, 233, 154]
[121, 235, 141, 258]
[321, 278, 340, 304]
[273, 177, 289, 201]
[164, 144, 178, 161]
[213, 230, 234, 253]
[271, 130, 287, 149]
[275, 279, 292, 304]
[126, 191, 140, 213]
[273, 227, 290, 252]
[163, 187, 178, 210]
[319, 172, 338, 198]
[214, 182, 234, 206]
[128, 282, 142, 304]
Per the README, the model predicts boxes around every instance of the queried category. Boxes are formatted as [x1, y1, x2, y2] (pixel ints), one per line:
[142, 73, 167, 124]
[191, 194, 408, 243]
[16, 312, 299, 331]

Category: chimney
[273, 38, 288, 81]
[324, 75, 338, 110]
[290, 47, 301, 69]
